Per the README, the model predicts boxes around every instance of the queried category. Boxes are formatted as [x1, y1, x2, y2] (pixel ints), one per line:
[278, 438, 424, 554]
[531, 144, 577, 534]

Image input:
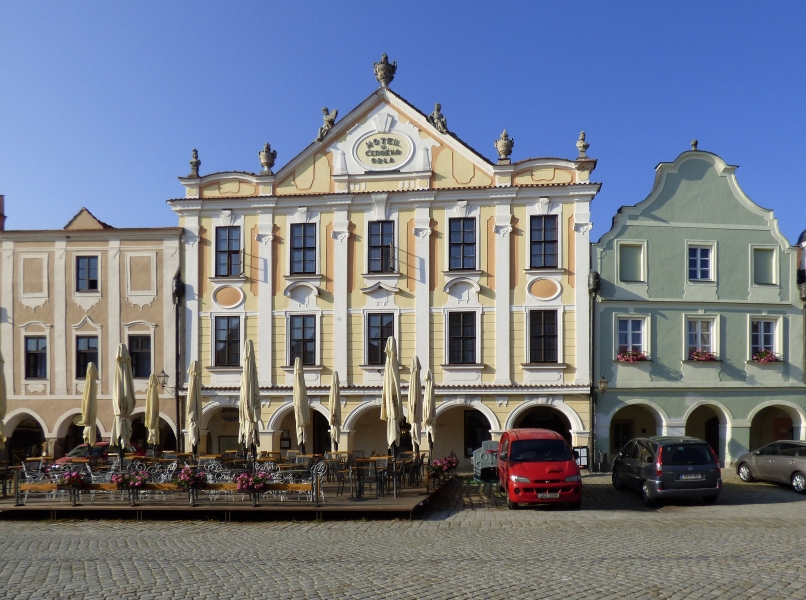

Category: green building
[591, 145, 806, 466]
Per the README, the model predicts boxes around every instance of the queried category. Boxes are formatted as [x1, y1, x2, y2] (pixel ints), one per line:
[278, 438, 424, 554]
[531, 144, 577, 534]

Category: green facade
[592, 150, 806, 466]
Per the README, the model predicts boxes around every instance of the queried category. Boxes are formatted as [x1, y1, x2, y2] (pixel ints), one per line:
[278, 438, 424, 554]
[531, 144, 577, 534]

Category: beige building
[169, 62, 601, 467]
[0, 203, 182, 460]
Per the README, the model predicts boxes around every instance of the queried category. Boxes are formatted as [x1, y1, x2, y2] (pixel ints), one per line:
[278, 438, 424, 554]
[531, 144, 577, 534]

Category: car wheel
[641, 482, 655, 507]
[506, 495, 518, 510]
[567, 500, 582, 510]
[612, 469, 624, 490]
[702, 495, 718, 504]
[738, 463, 754, 483]
[792, 472, 806, 494]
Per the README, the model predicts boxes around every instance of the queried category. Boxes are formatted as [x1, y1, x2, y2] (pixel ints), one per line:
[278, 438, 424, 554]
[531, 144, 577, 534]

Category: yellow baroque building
[169, 68, 601, 467]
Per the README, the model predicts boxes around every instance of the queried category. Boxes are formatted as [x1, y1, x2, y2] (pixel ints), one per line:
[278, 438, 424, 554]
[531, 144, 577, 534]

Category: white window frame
[526, 308, 564, 364]
[615, 240, 647, 284]
[750, 244, 779, 287]
[19, 321, 52, 392]
[286, 209, 321, 277]
[444, 203, 481, 273]
[209, 313, 244, 369]
[748, 315, 782, 360]
[364, 203, 400, 275]
[123, 321, 157, 379]
[614, 313, 649, 358]
[285, 311, 322, 367]
[211, 216, 245, 281]
[684, 314, 718, 359]
[362, 309, 400, 366]
[524, 198, 564, 273]
[73, 252, 102, 294]
[686, 241, 715, 283]
[72, 316, 103, 385]
[443, 307, 483, 366]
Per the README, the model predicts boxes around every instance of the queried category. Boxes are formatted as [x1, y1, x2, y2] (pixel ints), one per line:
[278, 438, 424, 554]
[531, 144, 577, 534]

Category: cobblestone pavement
[1, 472, 805, 599]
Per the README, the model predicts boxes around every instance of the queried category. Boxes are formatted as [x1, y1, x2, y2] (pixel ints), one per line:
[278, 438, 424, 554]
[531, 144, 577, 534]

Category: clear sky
[1, 2, 805, 243]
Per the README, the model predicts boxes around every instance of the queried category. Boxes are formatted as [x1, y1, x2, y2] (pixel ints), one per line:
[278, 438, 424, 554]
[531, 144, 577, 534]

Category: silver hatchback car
[612, 436, 722, 507]
[735, 440, 806, 493]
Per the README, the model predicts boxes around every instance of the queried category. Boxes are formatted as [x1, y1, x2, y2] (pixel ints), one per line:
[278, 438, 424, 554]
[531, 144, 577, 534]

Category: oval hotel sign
[355, 132, 413, 171]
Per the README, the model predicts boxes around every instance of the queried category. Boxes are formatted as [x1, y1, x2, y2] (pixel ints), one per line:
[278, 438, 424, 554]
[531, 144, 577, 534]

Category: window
[448, 218, 476, 270]
[618, 244, 643, 283]
[215, 227, 241, 277]
[214, 316, 240, 367]
[448, 311, 476, 364]
[366, 313, 394, 365]
[688, 246, 712, 281]
[76, 336, 98, 378]
[753, 248, 775, 285]
[463, 410, 491, 458]
[687, 319, 713, 355]
[128, 335, 151, 379]
[529, 310, 558, 363]
[290, 223, 316, 274]
[614, 433, 635, 454]
[751, 319, 775, 355]
[368, 221, 395, 273]
[24, 337, 47, 379]
[617, 318, 644, 353]
[530, 215, 558, 268]
[76, 256, 98, 291]
[289, 315, 316, 365]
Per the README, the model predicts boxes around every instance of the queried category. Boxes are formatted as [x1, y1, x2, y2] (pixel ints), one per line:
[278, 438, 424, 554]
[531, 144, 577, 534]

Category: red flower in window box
[689, 350, 718, 362]
[752, 349, 781, 364]
[616, 350, 649, 363]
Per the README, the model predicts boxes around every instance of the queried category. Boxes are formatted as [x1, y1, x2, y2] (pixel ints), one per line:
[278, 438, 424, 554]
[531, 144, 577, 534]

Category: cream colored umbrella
[109, 344, 136, 457]
[422, 368, 436, 454]
[328, 371, 342, 451]
[80, 363, 98, 447]
[0, 351, 6, 450]
[380, 337, 402, 450]
[408, 356, 423, 454]
[238, 340, 260, 452]
[186, 360, 202, 453]
[144, 373, 160, 447]
[292, 357, 310, 455]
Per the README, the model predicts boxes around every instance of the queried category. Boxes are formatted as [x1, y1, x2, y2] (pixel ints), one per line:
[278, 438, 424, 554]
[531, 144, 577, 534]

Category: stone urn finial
[494, 130, 514, 164]
[691, 139, 699, 151]
[373, 53, 397, 88]
[188, 149, 201, 178]
[259, 142, 277, 175]
[576, 131, 590, 160]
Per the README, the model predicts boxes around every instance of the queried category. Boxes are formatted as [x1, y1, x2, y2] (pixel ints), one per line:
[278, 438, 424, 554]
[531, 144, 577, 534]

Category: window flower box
[751, 350, 782, 364]
[688, 350, 718, 362]
[616, 350, 649, 363]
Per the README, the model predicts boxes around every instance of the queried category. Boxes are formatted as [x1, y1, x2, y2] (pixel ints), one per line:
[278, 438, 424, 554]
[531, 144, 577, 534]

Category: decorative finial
[494, 130, 514, 164]
[373, 53, 397, 88]
[576, 131, 590, 160]
[316, 107, 338, 142]
[188, 149, 201, 178]
[426, 103, 449, 134]
[691, 139, 698, 151]
[259, 142, 277, 175]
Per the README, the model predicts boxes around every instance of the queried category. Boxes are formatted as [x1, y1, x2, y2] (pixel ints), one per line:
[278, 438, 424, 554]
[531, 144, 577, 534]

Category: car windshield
[66, 445, 89, 457]
[661, 444, 713, 466]
[509, 439, 572, 462]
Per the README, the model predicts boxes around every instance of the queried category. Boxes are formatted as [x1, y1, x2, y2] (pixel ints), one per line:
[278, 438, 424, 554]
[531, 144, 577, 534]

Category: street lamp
[598, 375, 608, 395]
[156, 369, 170, 391]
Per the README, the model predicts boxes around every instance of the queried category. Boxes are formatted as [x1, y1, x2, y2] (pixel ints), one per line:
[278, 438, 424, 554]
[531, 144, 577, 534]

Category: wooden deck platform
[0, 479, 449, 522]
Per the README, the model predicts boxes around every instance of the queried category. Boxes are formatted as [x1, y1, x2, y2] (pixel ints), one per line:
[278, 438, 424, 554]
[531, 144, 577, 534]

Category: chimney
[0, 195, 5, 231]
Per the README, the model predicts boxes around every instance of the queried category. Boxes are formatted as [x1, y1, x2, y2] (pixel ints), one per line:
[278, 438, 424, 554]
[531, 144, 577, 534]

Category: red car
[497, 428, 582, 510]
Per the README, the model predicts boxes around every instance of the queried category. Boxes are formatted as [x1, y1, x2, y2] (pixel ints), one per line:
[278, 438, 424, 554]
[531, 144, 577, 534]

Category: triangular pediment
[64, 207, 114, 230]
[273, 88, 497, 196]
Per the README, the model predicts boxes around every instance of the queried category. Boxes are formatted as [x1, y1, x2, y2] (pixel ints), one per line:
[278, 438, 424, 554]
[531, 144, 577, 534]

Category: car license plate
[679, 474, 702, 480]
[537, 493, 560, 499]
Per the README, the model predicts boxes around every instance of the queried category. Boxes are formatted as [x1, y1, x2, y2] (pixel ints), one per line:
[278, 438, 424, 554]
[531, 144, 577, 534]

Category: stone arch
[600, 398, 670, 431]
[131, 407, 178, 437]
[52, 408, 108, 439]
[341, 399, 382, 432]
[682, 400, 733, 426]
[505, 398, 584, 432]
[682, 401, 734, 466]
[436, 398, 500, 431]
[3, 408, 50, 438]
[747, 400, 806, 446]
[266, 400, 330, 432]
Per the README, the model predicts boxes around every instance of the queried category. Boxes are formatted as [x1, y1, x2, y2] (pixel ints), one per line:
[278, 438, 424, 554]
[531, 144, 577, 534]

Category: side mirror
[754, 451, 761, 456]
[499, 453, 507, 461]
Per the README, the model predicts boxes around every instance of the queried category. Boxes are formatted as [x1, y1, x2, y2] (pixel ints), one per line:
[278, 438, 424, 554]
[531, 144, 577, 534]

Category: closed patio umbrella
[80, 363, 98, 447]
[109, 344, 136, 459]
[380, 337, 402, 451]
[238, 340, 260, 454]
[0, 351, 6, 450]
[293, 357, 310, 455]
[328, 371, 342, 451]
[186, 360, 202, 454]
[422, 368, 436, 455]
[408, 356, 423, 454]
[144, 373, 160, 447]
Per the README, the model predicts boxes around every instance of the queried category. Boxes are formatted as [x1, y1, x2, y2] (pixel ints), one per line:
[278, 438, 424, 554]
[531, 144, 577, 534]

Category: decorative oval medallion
[528, 278, 561, 301]
[354, 131, 413, 171]
[213, 285, 244, 309]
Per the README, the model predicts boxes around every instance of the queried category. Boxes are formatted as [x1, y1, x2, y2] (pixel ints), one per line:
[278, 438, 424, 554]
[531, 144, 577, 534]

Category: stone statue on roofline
[494, 130, 514, 163]
[188, 149, 201, 178]
[316, 107, 338, 142]
[576, 131, 590, 160]
[259, 142, 277, 175]
[427, 103, 449, 134]
[374, 53, 397, 87]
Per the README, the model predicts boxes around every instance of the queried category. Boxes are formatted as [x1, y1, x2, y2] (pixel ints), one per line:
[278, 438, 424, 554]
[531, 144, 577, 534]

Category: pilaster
[257, 211, 274, 386]
[182, 217, 201, 366]
[413, 205, 432, 370]
[332, 208, 350, 382]
[1, 241, 13, 395]
[493, 204, 513, 384]
[54, 240, 67, 395]
[108, 239, 121, 377]
[163, 237, 180, 390]
[573, 201, 593, 385]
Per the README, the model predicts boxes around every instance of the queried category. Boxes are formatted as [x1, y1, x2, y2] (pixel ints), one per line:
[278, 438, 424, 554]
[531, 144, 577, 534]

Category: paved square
[1, 472, 805, 599]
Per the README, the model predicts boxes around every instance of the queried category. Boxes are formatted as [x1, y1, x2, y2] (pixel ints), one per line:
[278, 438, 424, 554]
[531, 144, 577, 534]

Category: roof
[1, 226, 182, 234]
[64, 207, 114, 230]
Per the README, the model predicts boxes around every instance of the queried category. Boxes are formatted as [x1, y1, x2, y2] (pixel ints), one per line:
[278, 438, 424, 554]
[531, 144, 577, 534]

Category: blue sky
[1, 2, 804, 243]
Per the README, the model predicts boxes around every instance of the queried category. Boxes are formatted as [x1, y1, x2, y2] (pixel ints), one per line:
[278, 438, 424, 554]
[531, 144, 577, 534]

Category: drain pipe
[172, 268, 185, 452]
[588, 271, 601, 474]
